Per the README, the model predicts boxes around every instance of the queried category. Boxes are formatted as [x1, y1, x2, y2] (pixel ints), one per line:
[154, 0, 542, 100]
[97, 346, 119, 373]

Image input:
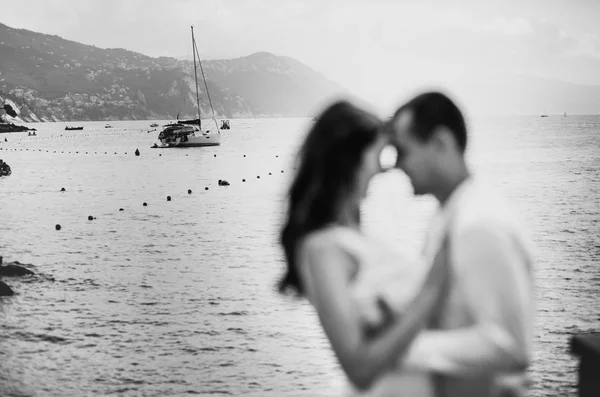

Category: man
[385, 92, 535, 396]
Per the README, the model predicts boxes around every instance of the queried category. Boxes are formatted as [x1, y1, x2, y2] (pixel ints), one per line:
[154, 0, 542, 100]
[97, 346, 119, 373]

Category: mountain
[447, 71, 600, 116]
[0, 22, 346, 122]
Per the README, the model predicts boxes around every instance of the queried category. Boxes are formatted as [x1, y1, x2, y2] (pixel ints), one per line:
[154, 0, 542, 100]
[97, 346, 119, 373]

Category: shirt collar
[438, 176, 475, 220]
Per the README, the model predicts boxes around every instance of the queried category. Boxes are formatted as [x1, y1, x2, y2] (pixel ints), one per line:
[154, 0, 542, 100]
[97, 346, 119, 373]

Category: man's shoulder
[456, 181, 522, 230]
[452, 181, 536, 258]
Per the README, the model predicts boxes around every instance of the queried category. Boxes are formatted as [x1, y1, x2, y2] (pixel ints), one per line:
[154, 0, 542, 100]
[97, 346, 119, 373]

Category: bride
[278, 100, 449, 396]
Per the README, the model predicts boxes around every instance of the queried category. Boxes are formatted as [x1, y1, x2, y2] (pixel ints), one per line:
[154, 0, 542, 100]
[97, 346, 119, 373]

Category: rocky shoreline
[0, 122, 37, 133]
[0, 256, 35, 296]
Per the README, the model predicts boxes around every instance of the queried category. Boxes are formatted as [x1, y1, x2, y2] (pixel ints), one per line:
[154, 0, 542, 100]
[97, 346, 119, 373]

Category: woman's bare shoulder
[302, 226, 364, 255]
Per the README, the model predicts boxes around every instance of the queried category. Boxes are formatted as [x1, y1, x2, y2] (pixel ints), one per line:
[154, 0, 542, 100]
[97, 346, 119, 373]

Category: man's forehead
[389, 110, 413, 141]
[394, 111, 412, 131]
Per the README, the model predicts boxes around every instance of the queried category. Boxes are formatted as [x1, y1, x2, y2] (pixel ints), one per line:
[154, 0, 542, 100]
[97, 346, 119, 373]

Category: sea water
[0, 116, 598, 396]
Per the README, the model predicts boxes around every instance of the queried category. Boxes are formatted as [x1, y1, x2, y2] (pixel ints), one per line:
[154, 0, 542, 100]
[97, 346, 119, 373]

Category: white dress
[305, 227, 434, 397]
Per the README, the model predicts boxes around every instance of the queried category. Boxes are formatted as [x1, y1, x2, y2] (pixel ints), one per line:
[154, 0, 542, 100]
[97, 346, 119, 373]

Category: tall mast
[191, 26, 202, 129]
[192, 29, 220, 133]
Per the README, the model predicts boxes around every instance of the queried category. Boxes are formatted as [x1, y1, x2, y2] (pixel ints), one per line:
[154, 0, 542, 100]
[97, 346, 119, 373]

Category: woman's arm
[300, 233, 449, 391]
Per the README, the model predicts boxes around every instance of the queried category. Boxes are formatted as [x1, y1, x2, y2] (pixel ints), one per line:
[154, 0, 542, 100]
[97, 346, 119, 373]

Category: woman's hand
[360, 296, 396, 338]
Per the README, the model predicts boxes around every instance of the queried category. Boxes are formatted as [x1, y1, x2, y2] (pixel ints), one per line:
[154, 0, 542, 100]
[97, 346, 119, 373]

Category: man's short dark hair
[393, 91, 467, 153]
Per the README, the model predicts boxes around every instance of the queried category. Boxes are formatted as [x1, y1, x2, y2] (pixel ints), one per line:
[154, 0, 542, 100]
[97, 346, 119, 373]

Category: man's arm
[401, 223, 533, 376]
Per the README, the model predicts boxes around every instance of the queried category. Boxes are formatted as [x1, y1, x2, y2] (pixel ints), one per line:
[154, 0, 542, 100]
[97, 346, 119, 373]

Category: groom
[385, 92, 535, 396]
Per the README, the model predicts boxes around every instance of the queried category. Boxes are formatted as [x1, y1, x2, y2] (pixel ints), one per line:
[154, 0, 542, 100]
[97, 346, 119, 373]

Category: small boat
[105, 124, 112, 128]
[220, 120, 230, 130]
[154, 26, 220, 148]
[65, 126, 83, 131]
[150, 122, 159, 127]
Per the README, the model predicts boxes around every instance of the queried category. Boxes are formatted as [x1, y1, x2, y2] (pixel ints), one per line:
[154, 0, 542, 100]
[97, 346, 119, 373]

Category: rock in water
[0, 261, 35, 276]
[0, 280, 14, 296]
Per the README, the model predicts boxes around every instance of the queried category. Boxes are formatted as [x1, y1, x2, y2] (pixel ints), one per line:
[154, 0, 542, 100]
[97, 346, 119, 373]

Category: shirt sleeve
[401, 222, 533, 375]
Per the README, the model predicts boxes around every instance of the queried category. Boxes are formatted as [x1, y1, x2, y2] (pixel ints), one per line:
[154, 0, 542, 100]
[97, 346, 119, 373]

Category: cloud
[483, 17, 534, 36]
[562, 32, 600, 60]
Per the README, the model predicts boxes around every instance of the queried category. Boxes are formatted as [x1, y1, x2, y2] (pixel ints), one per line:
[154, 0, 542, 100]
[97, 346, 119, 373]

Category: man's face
[388, 111, 439, 196]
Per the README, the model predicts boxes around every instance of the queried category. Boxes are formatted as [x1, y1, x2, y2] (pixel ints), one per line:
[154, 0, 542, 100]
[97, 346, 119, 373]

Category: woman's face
[354, 133, 391, 199]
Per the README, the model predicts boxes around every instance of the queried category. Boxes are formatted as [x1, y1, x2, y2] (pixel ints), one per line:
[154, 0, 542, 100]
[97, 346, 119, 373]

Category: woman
[278, 100, 449, 396]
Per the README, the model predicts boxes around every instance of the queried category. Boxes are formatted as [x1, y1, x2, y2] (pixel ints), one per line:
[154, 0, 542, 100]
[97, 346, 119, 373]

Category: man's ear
[431, 126, 455, 153]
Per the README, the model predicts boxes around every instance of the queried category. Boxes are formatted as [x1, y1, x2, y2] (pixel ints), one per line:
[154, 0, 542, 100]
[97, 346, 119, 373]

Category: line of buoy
[6, 130, 157, 142]
[0, 147, 152, 156]
[50, 171, 286, 230]
[1, 147, 291, 169]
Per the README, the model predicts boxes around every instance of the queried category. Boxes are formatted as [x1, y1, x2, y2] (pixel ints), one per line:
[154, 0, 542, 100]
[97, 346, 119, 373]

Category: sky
[2, 0, 600, 113]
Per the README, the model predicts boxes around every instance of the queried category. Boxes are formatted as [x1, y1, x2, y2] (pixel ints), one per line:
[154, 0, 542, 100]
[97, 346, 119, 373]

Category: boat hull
[154, 124, 220, 148]
[154, 140, 220, 148]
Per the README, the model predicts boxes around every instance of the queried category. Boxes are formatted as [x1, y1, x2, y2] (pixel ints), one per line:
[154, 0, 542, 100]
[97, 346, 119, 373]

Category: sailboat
[563, 111, 567, 118]
[154, 26, 220, 148]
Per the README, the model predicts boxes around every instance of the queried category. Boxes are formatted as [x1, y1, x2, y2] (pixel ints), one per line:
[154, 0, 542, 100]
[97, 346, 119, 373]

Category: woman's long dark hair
[278, 100, 381, 296]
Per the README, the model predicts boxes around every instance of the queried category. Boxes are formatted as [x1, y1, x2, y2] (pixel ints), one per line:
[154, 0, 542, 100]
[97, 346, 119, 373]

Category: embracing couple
[278, 92, 535, 397]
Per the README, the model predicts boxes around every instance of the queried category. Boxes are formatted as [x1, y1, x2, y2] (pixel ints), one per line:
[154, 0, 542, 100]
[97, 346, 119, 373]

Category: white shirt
[401, 177, 535, 396]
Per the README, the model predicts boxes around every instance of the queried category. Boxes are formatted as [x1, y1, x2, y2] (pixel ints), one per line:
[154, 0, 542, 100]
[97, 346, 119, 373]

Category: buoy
[143, 202, 148, 206]
[119, 208, 124, 211]
[188, 189, 192, 194]
[257, 176, 260, 179]
[135, 148, 140, 156]
[205, 187, 209, 190]
[55, 224, 61, 230]
[167, 196, 171, 201]
[60, 187, 66, 192]
[242, 179, 246, 182]
[88, 215, 94, 221]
